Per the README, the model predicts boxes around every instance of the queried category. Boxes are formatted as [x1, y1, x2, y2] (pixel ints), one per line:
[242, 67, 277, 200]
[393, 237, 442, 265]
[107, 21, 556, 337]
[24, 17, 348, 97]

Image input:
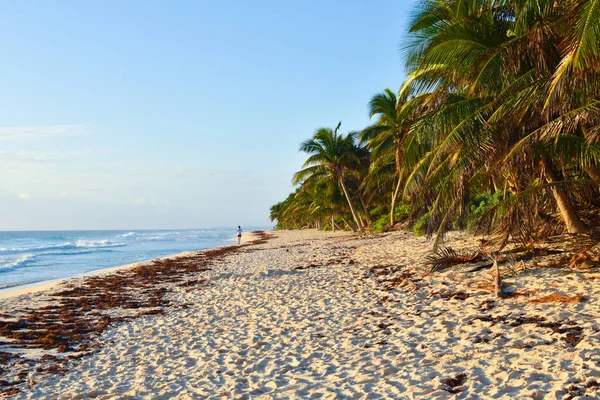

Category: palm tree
[361, 88, 422, 227]
[270, 0, 600, 246]
[400, 0, 599, 246]
[293, 123, 366, 232]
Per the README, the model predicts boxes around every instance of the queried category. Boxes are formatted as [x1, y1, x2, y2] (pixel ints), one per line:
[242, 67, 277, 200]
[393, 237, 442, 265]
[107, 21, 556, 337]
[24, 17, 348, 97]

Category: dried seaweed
[0, 231, 274, 394]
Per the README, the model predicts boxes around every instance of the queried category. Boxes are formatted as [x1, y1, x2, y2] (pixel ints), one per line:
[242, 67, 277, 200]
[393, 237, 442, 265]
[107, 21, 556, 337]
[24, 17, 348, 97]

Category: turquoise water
[0, 228, 255, 290]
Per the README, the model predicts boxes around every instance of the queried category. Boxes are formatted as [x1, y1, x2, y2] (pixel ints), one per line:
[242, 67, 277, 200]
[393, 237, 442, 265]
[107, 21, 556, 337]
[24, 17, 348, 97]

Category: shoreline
[0, 251, 193, 300]
[0, 241, 242, 300]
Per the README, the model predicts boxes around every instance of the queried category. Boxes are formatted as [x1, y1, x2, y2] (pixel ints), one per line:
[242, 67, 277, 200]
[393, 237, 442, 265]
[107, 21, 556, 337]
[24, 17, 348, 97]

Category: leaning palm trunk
[390, 141, 404, 227]
[331, 216, 341, 231]
[584, 163, 600, 189]
[335, 220, 341, 230]
[541, 155, 589, 234]
[340, 215, 356, 232]
[339, 178, 364, 232]
[390, 176, 403, 227]
[358, 193, 371, 226]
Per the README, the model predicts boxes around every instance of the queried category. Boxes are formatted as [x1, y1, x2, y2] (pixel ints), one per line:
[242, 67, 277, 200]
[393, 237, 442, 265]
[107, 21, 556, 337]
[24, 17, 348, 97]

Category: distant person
[236, 226, 243, 244]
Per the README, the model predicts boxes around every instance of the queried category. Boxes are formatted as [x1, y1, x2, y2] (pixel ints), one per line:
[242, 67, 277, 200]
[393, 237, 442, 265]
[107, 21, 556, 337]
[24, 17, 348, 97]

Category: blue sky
[0, 0, 415, 230]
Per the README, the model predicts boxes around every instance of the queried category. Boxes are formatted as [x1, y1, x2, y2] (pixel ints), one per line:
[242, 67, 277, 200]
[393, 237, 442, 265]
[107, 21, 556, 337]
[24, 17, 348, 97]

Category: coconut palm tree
[400, 0, 600, 247]
[293, 123, 366, 232]
[271, 0, 600, 245]
[361, 88, 417, 226]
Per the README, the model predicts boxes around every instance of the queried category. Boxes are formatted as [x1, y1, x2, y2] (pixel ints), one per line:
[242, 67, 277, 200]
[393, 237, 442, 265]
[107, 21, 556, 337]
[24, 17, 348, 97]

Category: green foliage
[466, 191, 504, 230]
[367, 203, 410, 232]
[395, 202, 410, 221]
[412, 210, 432, 237]
[370, 214, 390, 232]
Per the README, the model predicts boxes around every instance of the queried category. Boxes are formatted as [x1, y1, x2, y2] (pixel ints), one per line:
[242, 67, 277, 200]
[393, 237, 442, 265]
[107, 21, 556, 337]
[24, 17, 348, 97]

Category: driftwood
[466, 248, 564, 273]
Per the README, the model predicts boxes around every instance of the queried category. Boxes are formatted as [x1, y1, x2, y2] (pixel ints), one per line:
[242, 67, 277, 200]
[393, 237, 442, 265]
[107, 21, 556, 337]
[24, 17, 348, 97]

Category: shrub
[371, 214, 390, 232]
[394, 202, 410, 221]
[368, 202, 411, 232]
[412, 210, 432, 237]
[467, 191, 504, 230]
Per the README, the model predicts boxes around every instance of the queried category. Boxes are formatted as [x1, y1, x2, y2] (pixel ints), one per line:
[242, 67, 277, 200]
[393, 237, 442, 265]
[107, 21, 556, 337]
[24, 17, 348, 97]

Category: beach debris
[425, 247, 485, 273]
[365, 264, 399, 277]
[564, 384, 585, 398]
[0, 352, 19, 365]
[478, 299, 496, 311]
[585, 380, 600, 388]
[528, 293, 586, 304]
[395, 278, 419, 292]
[294, 263, 320, 270]
[493, 258, 504, 299]
[440, 290, 470, 301]
[569, 251, 600, 269]
[443, 372, 467, 393]
[0, 387, 21, 397]
[468, 313, 584, 347]
[382, 272, 418, 291]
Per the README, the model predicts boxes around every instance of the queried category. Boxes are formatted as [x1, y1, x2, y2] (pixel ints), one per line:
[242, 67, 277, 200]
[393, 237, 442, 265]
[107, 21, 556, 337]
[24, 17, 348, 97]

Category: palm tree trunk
[541, 155, 589, 234]
[361, 215, 369, 230]
[340, 215, 356, 232]
[390, 176, 403, 227]
[391, 140, 404, 226]
[339, 179, 364, 232]
[332, 218, 341, 231]
[331, 215, 342, 231]
[331, 215, 335, 232]
[358, 193, 371, 227]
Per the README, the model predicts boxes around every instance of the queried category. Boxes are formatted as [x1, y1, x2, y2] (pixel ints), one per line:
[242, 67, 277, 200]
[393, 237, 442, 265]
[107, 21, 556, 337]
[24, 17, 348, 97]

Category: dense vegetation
[270, 0, 600, 249]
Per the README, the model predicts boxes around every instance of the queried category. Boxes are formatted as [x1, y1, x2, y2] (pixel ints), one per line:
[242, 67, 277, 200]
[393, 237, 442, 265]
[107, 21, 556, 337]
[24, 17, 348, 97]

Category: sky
[0, 0, 415, 230]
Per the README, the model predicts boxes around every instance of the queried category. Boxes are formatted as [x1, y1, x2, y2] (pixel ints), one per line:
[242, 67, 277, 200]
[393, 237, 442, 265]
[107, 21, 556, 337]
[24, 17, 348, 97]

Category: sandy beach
[1, 229, 599, 399]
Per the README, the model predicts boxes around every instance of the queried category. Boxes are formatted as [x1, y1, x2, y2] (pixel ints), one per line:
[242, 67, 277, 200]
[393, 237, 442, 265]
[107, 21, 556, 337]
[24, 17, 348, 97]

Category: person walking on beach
[236, 226, 243, 244]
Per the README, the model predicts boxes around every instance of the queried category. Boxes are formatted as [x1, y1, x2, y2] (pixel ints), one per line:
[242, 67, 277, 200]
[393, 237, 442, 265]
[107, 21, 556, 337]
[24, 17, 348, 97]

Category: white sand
[4, 229, 600, 399]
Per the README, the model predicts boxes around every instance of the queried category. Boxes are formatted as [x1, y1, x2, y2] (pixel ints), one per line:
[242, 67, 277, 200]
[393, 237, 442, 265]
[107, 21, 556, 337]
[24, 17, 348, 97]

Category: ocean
[0, 228, 256, 291]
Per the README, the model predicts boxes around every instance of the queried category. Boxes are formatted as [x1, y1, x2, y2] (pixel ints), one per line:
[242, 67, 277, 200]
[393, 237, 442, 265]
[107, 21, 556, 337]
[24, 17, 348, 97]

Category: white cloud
[0, 150, 60, 165]
[134, 197, 147, 206]
[0, 125, 85, 140]
[18, 192, 30, 200]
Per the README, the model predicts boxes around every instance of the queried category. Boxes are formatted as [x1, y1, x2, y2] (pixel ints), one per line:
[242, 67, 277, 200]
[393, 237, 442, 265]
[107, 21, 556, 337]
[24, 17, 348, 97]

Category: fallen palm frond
[568, 239, 600, 269]
[569, 252, 600, 269]
[425, 246, 487, 273]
